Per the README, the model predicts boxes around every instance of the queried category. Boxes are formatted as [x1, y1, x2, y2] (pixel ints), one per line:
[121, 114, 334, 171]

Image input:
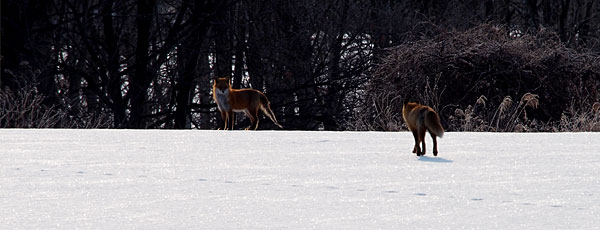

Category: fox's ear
[403, 96, 410, 105]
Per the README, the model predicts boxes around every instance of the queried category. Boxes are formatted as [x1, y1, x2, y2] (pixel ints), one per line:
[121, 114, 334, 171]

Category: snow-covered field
[1, 129, 599, 229]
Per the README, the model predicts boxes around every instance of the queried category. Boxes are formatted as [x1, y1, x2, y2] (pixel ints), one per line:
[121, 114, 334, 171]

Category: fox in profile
[402, 99, 444, 156]
[212, 77, 283, 130]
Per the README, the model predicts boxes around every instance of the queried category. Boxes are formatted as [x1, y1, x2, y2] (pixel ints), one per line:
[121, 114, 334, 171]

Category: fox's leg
[220, 111, 228, 130]
[242, 110, 251, 130]
[253, 115, 259, 130]
[245, 108, 259, 130]
[411, 130, 419, 154]
[228, 111, 235, 130]
[261, 105, 283, 128]
[226, 111, 233, 130]
[430, 132, 438, 156]
[251, 108, 260, 130]
[419, 127, 427, 156]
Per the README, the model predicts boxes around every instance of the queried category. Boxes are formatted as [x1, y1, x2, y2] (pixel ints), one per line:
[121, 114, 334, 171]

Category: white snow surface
[1, 129, 599, 229]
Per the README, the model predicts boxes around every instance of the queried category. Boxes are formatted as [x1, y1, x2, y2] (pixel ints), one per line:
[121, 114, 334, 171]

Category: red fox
[402, 99, 444, 156]
[212, 77, 283, 130]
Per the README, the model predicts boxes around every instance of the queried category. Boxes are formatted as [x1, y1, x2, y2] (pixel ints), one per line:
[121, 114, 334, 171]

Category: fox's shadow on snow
[417, 156, 453, 163]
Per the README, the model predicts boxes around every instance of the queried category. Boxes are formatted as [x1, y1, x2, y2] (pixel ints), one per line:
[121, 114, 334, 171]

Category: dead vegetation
[353, 24, 600, 132]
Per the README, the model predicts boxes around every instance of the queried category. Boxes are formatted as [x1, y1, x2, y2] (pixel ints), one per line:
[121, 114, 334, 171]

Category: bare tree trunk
[174, 0, 205, 129]
[101, 0, 126, 127]
[524, 0, 540, 30]
[197, 39, 214, 129]
[503, 0, 513, 25]
[557, 0, 570, 43]
[322, 1, 350, 131]
[214, 8, 233, 78]
[232, 4, 246, 90]
[245, 23, 264, 91]
[129, 0, 156, 128]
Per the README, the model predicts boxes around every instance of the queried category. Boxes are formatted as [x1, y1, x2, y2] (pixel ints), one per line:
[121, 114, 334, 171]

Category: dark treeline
[2, 0, 599, 130]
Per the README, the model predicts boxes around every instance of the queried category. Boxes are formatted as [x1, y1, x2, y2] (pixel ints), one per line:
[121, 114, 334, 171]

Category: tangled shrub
[353, 24, 600, 132]
[0, 86, 112, 128]
[0, 87, 64, 128]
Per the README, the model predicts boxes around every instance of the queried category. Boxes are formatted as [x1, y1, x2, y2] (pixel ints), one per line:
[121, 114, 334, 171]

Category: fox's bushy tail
[260, 94, 283, 129]
[425, 110, 444, 138]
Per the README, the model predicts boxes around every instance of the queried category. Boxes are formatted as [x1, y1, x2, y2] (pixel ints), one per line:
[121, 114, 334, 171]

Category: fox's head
[213, 77, 231, 95]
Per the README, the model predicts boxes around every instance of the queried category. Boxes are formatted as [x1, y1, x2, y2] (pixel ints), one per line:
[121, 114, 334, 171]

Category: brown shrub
[354, 24, 600, 132]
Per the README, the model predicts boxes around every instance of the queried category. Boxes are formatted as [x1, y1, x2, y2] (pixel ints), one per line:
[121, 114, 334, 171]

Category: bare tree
[2, 0, 599, 130]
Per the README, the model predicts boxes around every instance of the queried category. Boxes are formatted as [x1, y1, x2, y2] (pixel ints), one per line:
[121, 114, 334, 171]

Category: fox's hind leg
[261, 105, 283, 129]
[418, 127, 427, 156]
[246, 108, 259, 130]
[411, 130, 420, 154]
[430, 132, 438, 156]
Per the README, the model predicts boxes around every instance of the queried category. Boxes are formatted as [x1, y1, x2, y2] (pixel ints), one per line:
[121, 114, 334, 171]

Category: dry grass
[0, 87, 112, 128]
[559, 102, 600, 132]
[346, 91, 403, 131]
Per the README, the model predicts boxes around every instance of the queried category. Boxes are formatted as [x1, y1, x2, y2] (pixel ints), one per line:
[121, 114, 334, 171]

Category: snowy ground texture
[1, 130, 599, 229]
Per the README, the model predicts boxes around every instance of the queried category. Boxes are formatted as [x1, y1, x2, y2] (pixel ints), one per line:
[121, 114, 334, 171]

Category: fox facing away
[402, 99, 444, 156]
[212, 77, 283, 130]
